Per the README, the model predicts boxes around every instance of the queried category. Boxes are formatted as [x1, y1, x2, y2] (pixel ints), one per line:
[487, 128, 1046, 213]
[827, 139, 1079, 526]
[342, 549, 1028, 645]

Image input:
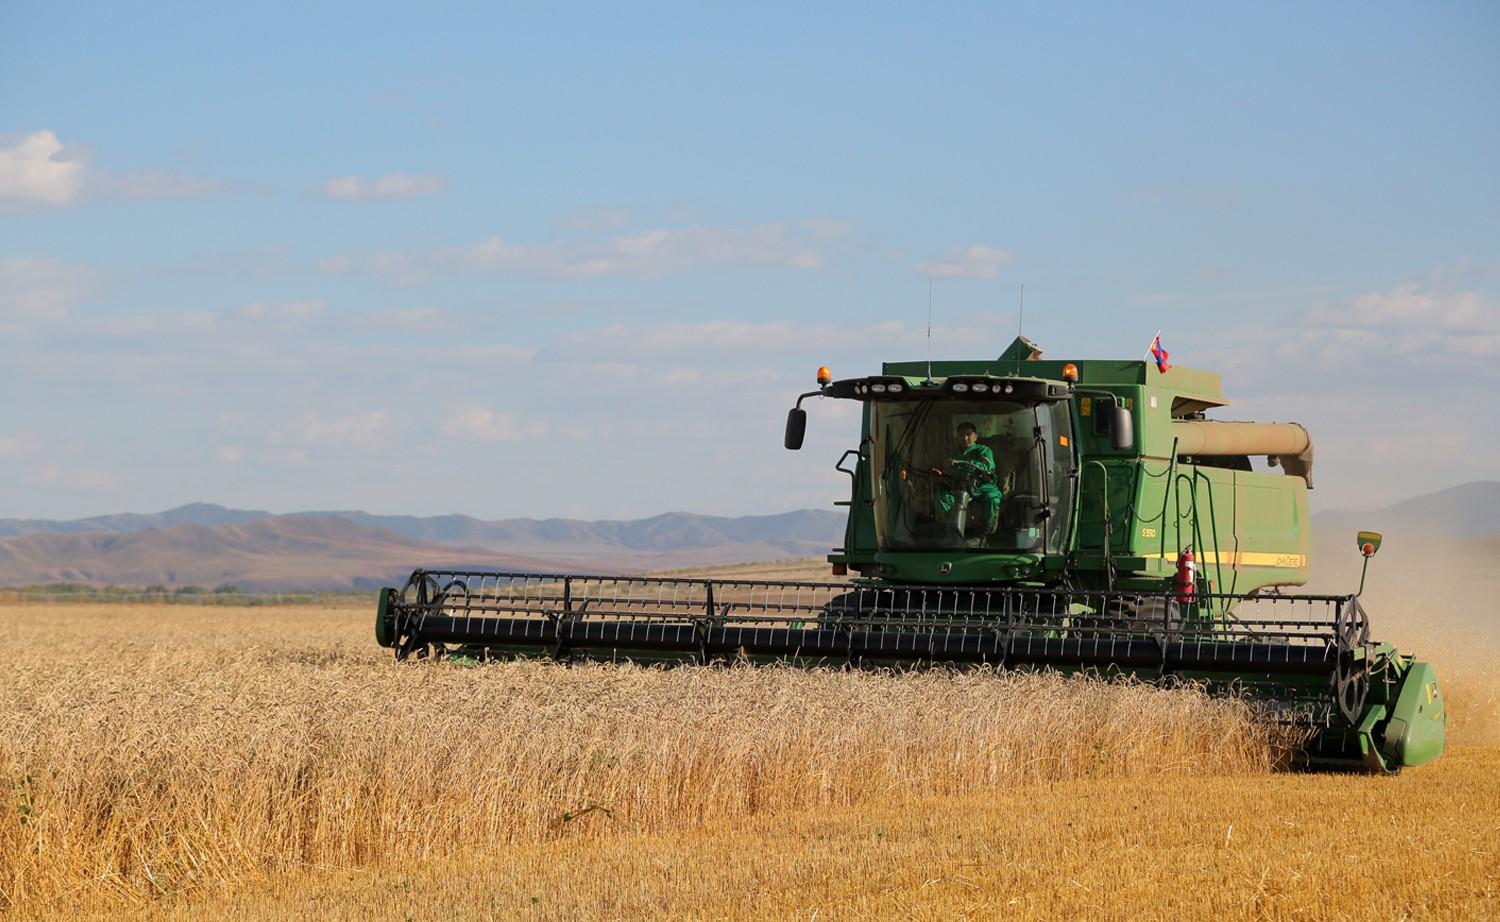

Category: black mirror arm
[792, 387, 828, 410]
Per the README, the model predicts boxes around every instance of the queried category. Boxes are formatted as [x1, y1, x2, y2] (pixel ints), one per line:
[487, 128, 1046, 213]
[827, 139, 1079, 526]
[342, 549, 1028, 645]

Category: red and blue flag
[1149, 332, 1171, 373]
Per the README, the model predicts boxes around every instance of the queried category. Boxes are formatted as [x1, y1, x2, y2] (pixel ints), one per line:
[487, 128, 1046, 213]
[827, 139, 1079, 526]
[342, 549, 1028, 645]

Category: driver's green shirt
[952, 443, 998, 485]
[938, 443, 1003, 529]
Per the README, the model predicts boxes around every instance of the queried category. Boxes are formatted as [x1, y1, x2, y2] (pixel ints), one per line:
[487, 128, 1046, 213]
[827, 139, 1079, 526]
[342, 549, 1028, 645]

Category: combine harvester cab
[377, 337, 1445, 773]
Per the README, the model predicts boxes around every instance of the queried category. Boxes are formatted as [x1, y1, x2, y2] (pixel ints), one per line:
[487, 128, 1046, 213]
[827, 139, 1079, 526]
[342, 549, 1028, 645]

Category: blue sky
[2, 1, 1496, 522]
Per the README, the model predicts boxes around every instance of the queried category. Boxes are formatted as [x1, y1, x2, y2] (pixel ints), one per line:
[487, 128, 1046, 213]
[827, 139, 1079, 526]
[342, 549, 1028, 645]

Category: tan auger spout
[1170, 420, 1314, 487]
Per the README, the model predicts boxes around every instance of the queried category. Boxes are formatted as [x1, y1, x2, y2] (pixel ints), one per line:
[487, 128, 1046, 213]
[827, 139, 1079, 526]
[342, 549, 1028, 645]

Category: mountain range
[0, 506, 847, 592]
[0, 481, 1493, 592]
[1303, 481, 1499, 539]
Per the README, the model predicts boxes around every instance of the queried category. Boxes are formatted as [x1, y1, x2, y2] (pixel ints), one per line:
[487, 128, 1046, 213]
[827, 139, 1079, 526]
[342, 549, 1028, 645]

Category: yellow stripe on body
[1140, 551, 1307, 568]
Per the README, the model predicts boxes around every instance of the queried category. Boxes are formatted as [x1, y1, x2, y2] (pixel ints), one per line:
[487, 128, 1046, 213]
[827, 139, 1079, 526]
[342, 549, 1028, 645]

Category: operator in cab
[937, 421, 1003, 537]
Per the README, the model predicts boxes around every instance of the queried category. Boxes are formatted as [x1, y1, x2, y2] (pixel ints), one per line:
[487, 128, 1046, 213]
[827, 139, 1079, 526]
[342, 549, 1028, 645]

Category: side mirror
[1110, 405, 1134, 451]
[784, 407, 807, 450]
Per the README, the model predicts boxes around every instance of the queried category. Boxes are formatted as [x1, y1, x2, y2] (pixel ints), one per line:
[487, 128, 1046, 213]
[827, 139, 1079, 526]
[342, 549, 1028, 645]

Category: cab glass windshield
[867, 398, 1075, 553]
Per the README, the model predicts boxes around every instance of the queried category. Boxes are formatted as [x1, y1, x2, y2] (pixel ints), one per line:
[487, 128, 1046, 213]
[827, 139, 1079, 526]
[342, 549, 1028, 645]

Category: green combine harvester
[376, 337, 1445, 773]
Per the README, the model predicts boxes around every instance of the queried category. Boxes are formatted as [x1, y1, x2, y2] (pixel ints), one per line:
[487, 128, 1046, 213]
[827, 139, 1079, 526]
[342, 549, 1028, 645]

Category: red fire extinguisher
[1175, 546, 1196, 604]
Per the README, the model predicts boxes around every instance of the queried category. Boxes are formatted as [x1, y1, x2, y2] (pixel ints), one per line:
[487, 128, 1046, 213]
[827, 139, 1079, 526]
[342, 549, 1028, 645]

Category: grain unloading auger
[376, 336, 1445, 773]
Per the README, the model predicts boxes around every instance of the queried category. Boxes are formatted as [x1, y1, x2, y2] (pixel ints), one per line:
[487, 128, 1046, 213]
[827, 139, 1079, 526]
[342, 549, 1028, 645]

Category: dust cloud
[1305, 528, 1499, 745]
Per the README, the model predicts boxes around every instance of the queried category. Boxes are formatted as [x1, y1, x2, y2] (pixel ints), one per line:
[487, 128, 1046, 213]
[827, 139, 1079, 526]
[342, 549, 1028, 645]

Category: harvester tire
[375, 587, 397, 647]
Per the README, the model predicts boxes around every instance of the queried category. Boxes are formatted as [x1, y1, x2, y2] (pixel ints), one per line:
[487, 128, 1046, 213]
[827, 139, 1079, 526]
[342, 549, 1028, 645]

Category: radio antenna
[1016, 283, 1024, 375]
[926, 277, 934, 382]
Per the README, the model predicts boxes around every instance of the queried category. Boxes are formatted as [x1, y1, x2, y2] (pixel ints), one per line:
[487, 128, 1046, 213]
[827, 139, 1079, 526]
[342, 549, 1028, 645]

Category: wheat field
[2, 558, 1497, 920]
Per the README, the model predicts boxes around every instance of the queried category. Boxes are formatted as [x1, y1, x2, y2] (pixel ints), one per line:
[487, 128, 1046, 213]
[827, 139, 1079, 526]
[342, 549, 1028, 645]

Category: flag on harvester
[1149, 332, 1171, 373]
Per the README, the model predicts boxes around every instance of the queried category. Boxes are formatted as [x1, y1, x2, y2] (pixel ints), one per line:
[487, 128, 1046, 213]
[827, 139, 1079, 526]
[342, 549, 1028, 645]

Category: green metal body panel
[1382, 659, 1446, 768]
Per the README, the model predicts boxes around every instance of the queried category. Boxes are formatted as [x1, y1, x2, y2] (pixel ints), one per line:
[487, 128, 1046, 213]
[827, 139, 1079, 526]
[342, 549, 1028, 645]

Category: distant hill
[0, 503, 845, 556]
[0, 516, 577, 593]
[0, 502, 271, 537]
[312, 509, 847, 561]
[0, 507, 846, 592]
[1312, 481, 1500, 539]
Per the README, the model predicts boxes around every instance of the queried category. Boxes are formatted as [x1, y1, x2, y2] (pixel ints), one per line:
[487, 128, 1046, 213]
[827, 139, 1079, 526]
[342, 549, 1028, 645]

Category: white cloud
[285, 410, 393, 449]
[437, 343, 540, 365]
[0, 432, 45, 460]
[914, 244, 1017, 279]
[316, 254, 354, 275]
[440, 406, 549, 443]
[1271, 325, 1385, 364]
[1127, 285, 1329, 308]
[0, 130, 228, 210]
[317, 173, 448, 201]
[458, 224, 833, 277]
[0, 256, 103, 324]
[30, 463, 124, 492]
[799, 217, 857, 240]
[1276, 280, 1500, 368]
[1195, 269, 1500, 413]
[1306, 283, 1500, 334]
[210, 416, 290, 459]
[168, 245, 292, 280]
[80, 298, 325, 338]
[1194, 266, 1500, 386]
[555, 206, 635, 230]
[455, 235, 597, 277]
[336, 305, 448, 333]
[557, 320, 803, 358]
[98, 169, 231, 200]
[326, 221, 850, 282]
[234, 299, 326, 324]
[1444, 333, 1500, 359]
[0, 131, 86, 208]
[546, 315, 1008, 368]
